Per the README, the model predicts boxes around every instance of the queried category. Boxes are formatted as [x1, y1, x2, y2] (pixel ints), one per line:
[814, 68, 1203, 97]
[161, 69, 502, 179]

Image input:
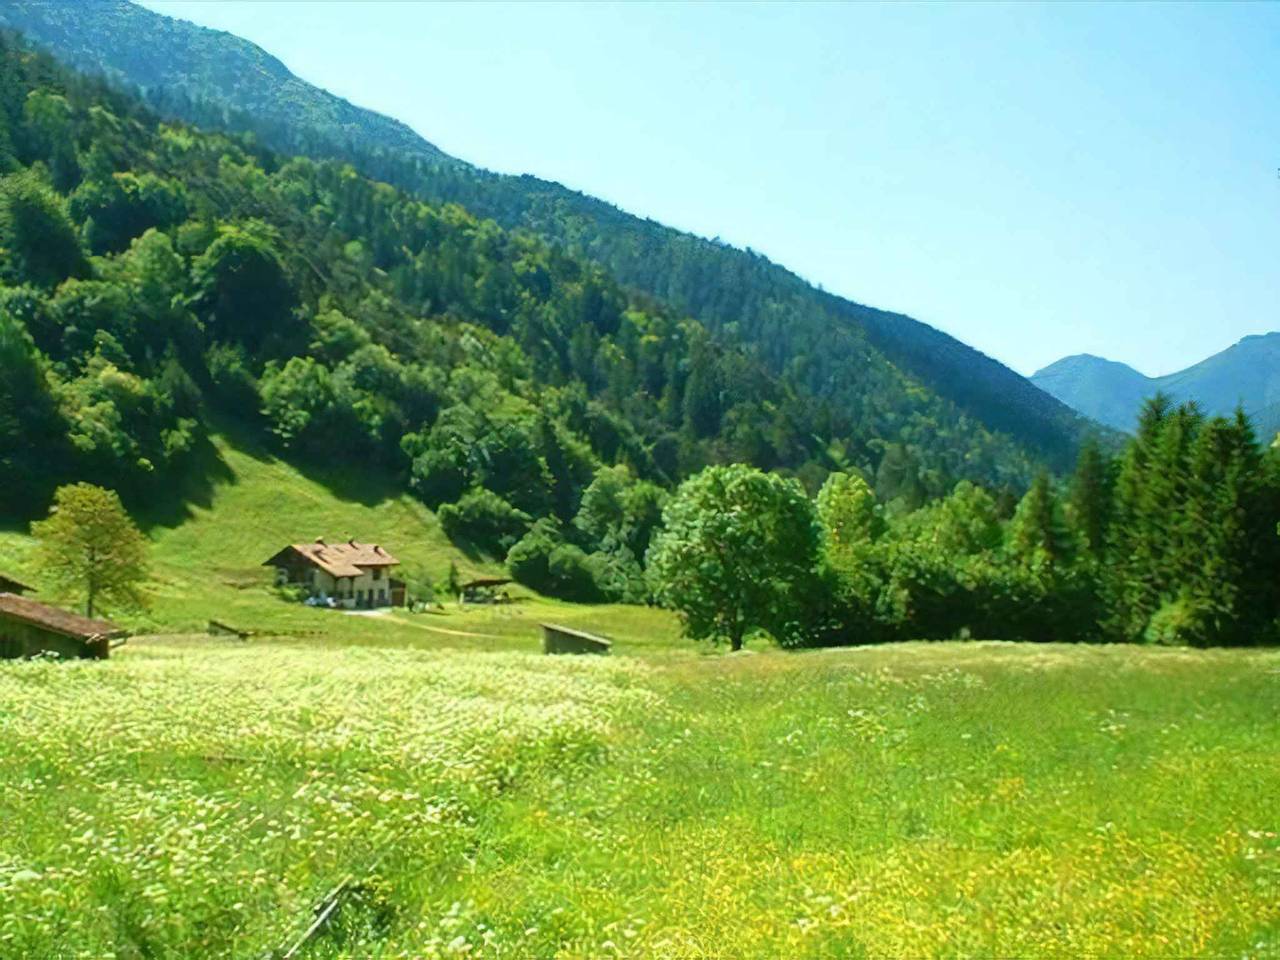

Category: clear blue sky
[141, 1, 1279, 377]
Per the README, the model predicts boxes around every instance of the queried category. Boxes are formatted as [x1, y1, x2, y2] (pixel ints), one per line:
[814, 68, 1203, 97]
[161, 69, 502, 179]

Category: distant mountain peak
[1033, 354, 1146, 379]
[1032, 334, 1280, 436]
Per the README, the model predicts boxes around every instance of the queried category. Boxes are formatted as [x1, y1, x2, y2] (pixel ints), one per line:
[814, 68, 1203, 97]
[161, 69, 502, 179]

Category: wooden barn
[0, 573, 32, 595]
[0, 593, 124, 660]
[460, 577, 512, 604]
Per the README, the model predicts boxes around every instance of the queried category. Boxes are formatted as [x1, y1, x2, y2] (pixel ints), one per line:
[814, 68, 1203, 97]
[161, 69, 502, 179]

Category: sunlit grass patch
[1, 640, 1277, 958]
[0, 639, 653, 957]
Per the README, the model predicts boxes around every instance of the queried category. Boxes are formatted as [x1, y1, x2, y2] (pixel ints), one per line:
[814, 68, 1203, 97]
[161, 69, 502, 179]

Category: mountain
[0, 29, 1066, 542]
[0, 0, 455, 168]
[0, 0, 1102, 476]
[1033, 333, 1280, 437]
[1029, 355, 1152, 432]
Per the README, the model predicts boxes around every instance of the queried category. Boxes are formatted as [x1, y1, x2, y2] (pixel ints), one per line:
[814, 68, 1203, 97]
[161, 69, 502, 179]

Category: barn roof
[0, 572, 32, 595]
[0, 593, 122, 641]
[262, 540, 400, 578]
[462, 577, 512, 590]
[540, 623, 613, 645]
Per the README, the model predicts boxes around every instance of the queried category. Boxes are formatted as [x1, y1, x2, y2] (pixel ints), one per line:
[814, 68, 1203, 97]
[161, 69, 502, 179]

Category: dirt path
[385, 615, 509, 641]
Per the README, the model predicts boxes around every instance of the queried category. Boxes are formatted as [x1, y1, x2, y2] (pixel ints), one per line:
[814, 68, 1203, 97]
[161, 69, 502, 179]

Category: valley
[0, 6, 1277, 958]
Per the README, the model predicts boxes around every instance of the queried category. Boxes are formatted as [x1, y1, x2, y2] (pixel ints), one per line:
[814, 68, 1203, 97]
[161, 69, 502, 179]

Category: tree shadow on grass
[0, 437, 235, 536]
[288, 448, 408, 510]
[436, 533, 492, 566]
[135, 417, 407, 533]
[132, 430, 237, 533]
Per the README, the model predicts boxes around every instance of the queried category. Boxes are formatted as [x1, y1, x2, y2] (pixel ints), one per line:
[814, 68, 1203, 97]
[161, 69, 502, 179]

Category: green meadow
[2, 438, 1278, 958]
[2, 640, 1277, 958]
[0, 433, 680, 654]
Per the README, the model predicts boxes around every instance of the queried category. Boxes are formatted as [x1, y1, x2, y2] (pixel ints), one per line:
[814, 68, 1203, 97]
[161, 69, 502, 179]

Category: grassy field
[0, 434, 681, 653]
[2, 438, 1278, 957]
[1, 640, 1278, 958]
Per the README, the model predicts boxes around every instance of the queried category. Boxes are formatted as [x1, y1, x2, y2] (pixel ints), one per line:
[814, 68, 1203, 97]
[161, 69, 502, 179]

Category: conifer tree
[1067, 439, 1113, 560]
[1007, 471, 1072, 568]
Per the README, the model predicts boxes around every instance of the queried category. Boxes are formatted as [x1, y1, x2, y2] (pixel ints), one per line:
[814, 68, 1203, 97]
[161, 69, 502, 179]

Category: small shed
[461, 578, 512, 604]
[0, 593, 124, 660]
[541, 623, 612, 656]
[0, 573, 32, 595]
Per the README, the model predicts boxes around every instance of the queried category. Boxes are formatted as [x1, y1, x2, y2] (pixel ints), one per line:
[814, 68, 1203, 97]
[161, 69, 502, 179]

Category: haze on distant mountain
[0, 0, 1105, 474]
[1033, 333, 1280, 438]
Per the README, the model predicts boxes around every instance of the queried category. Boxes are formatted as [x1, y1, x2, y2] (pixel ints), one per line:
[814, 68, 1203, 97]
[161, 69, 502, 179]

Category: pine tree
[1106, 394, 1172, 638]
[1008, 471, 1072, 568]
[1067, 439, 1113, 560]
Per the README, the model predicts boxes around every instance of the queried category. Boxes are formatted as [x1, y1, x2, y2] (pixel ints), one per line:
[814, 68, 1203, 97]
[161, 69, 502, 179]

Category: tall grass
[2, 436, 1276, 956]
[2, 640, 1276, 957]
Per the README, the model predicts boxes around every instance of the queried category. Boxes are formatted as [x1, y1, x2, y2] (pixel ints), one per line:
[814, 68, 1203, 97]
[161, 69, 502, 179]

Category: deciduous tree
[647, 464, 819, 651]
[32, 483, 149, 618]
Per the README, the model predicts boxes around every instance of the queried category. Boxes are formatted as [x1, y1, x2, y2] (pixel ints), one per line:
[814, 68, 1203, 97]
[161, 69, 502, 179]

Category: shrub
[507, 519, 627, 603]
[546, 544, 606, 603]
[439, 488, 531, 556]
[506, 518, 562, 595]
[1143, 594, 1218, 648]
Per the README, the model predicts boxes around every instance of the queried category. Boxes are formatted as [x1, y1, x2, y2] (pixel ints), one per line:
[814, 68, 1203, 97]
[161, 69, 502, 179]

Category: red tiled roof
[263, 540, 399, 579]
[0, 593, 122, 640]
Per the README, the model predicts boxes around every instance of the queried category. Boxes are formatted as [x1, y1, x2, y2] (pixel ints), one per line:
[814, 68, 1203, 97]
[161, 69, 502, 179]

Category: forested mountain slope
[0, 0, 455, 168]
[1034, 333, 1280, 437]
[0, 0, 1101, 474]
[0, 30, 1055, 562]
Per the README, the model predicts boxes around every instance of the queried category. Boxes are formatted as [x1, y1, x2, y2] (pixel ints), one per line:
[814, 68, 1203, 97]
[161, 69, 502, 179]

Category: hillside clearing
[0, 433, 682, 653]
[1, 639, 1276, 958]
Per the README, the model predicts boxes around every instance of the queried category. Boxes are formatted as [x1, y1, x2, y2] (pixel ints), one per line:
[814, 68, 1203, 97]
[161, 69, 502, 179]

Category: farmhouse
[0, 593, 124, 660]
[263, 539, 405, 609]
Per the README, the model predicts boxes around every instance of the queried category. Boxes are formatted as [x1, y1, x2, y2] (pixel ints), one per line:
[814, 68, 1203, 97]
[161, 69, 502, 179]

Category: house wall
[334, 567, 395, 608]
[282, 565, 398, 608]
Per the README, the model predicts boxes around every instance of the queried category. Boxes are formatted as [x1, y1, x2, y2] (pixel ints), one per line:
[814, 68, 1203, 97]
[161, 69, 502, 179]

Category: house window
[372, 567, 383, 581]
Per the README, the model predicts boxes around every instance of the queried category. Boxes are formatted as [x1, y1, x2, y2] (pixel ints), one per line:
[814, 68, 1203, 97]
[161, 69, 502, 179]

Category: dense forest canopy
[649, 403, 1280, 650]
[0, 0, 1105, 486]
[0, 35, 1028, 540]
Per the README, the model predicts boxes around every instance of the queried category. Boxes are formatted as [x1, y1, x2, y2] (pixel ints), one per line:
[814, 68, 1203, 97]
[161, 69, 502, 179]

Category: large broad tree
[0, 170, 86, 288]
[32, 483, 149, 618]
[647, 464, 819, 651]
